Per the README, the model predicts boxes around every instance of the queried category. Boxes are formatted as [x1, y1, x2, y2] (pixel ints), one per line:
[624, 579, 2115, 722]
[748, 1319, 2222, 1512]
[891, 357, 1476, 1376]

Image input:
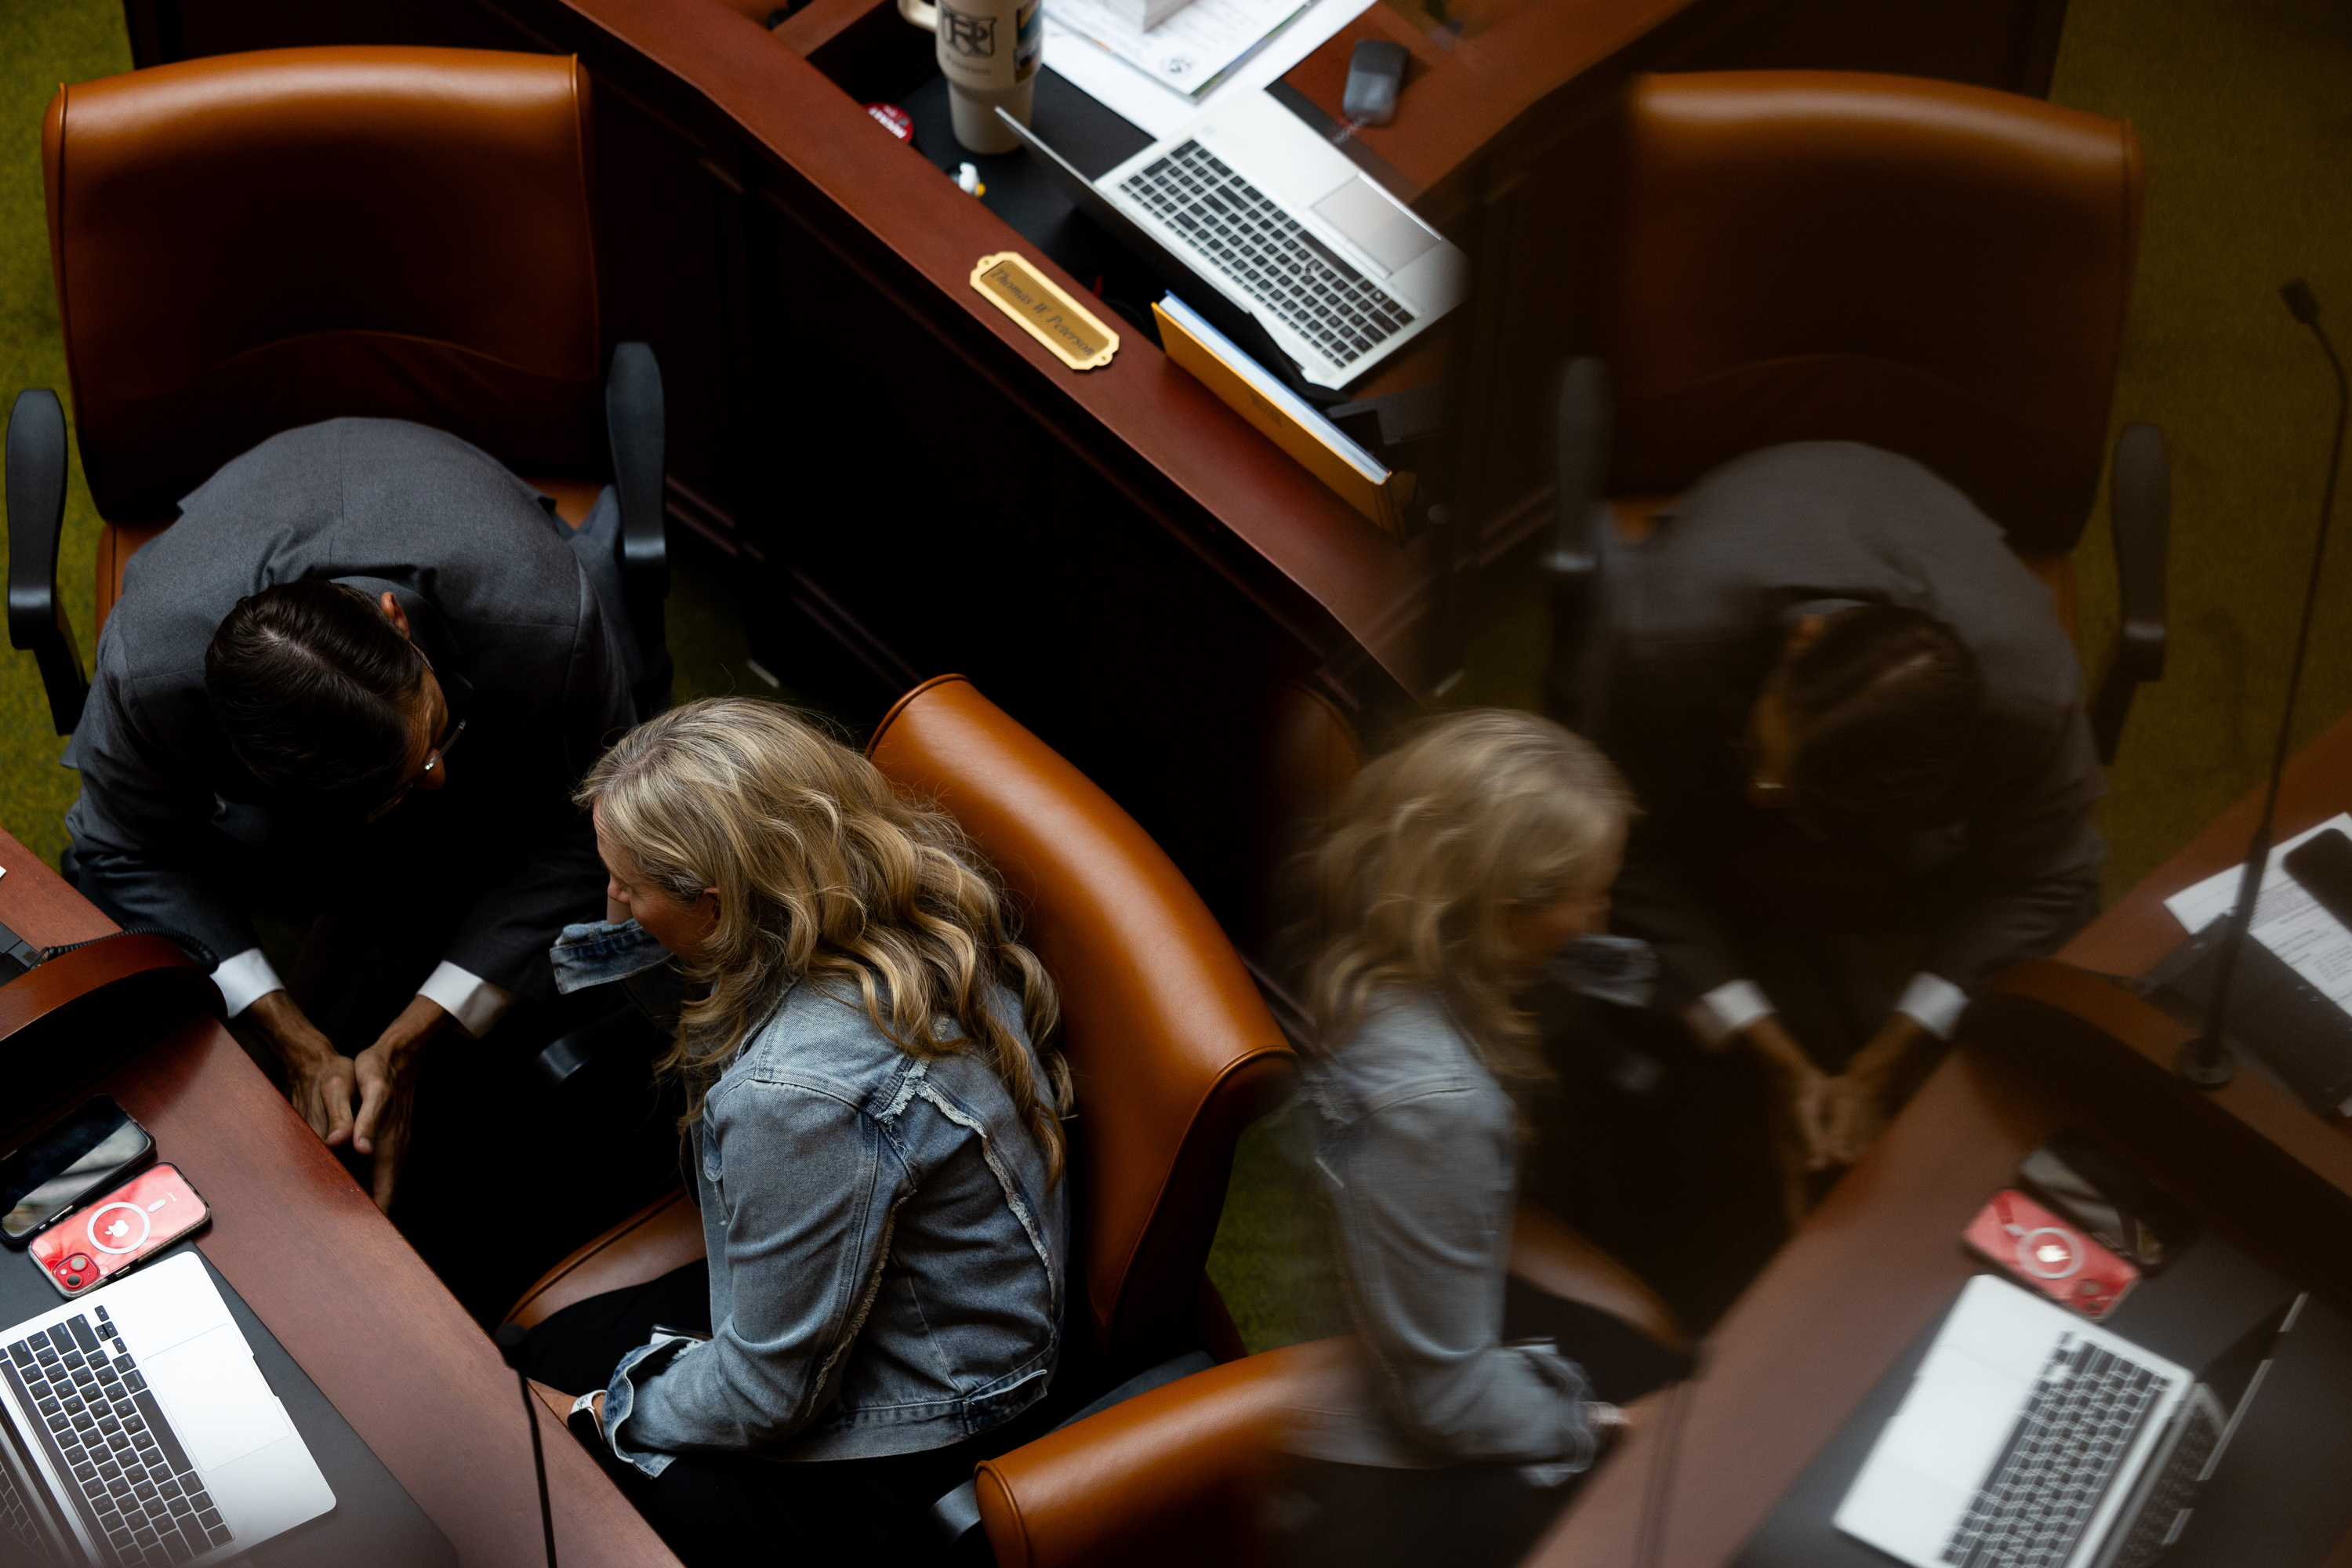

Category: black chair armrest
[605, 341, 671, 713]
[2091, 422, 2169, 764]
[1543, 357, 1612, 725]
[6, 390, 86, 735]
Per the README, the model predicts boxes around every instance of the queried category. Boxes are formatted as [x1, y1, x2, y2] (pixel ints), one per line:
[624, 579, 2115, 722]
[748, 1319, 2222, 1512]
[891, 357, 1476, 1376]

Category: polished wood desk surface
[1532, 710, 2352, 1568]
[0, 833, 679, 1568]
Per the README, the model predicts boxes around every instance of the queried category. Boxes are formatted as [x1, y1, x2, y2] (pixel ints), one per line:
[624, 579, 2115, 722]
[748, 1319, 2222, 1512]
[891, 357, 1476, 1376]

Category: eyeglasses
[367, 644, 467, 822]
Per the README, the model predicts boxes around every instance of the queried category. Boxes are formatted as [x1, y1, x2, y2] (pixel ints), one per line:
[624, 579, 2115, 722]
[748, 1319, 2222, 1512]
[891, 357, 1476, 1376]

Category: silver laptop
[1006, 89, 1467, 390]
[1837, 1274, 2299, 1568]
[0, 1251, 333, 1566]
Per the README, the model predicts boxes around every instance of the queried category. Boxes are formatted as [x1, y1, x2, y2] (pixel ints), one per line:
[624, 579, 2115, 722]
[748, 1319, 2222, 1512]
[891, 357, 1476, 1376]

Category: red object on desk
[1961, 1188, 2138, 1320]
[31, 1162, 210, 1298]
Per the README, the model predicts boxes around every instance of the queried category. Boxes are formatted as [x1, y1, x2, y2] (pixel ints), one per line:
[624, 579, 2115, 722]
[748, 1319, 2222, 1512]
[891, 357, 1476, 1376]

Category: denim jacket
[1288, 989, 1599, 1472]
[550, 921, 1068, 1473]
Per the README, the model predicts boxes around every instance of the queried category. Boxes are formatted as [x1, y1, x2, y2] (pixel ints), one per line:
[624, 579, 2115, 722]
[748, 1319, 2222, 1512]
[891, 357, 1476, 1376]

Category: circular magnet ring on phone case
[2015, 1225, 2083, 1279]
[85, 1201, 151, 1255]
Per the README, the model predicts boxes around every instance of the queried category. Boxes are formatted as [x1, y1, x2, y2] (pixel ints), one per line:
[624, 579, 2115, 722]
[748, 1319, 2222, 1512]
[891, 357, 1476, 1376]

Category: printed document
[2165, 813, 2352, 1014]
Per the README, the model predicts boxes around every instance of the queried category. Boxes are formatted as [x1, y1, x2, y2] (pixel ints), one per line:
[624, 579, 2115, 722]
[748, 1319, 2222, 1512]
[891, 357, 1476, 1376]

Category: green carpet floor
[4, 0, 2349, 1355]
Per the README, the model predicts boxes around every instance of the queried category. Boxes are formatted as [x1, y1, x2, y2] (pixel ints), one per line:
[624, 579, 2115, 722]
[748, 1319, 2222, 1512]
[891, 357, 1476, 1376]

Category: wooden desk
[0, 831, 679, 1568]
[1530, 712, 2352, 1568]
[114, 0, 2063, 948]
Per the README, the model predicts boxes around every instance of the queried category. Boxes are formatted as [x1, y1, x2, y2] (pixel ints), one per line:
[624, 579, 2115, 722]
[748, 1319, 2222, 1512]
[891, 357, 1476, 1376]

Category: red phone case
[27, 1163, 209, 1298]
[1963, 1188, 2139, 1319]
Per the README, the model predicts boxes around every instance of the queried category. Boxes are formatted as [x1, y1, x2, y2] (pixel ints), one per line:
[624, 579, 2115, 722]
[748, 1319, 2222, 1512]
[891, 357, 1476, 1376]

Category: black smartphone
[2285, 826, 2352, 933]
[2016, 1126, 2194, 1275]
[0, 1095, 155, 1247]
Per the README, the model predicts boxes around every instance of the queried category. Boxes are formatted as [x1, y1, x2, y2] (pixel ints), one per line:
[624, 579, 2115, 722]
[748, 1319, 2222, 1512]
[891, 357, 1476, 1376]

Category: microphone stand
[2177, 278, 2348, 1086]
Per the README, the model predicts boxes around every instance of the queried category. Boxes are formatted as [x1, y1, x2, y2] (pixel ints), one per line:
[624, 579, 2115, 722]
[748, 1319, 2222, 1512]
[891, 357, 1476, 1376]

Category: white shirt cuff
[1683, 978, 1773, 1050]
[417, 961, 516, 1039]
[1894, 971, 1969, 1040]
[211, 947, 285, 1018]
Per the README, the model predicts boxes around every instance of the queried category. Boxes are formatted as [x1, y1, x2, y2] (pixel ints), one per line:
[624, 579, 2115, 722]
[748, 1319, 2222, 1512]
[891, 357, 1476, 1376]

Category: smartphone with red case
[1963, 1187, 2140, 1319]
[27, 1163, 209, 1298]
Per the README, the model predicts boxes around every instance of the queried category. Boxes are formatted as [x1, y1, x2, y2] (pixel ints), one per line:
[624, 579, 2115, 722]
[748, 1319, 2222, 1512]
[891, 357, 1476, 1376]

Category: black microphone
[2177, 278, 2349, 1086]
[495, 1321, 561, 1568]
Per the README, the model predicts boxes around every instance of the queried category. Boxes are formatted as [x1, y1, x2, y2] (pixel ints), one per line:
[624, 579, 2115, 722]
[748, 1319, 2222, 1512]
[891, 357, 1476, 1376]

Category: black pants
[523, 1261, 1009, 1568]
[1265, 1283, 1690, 1568]
[1521, 988, 1788, 1334]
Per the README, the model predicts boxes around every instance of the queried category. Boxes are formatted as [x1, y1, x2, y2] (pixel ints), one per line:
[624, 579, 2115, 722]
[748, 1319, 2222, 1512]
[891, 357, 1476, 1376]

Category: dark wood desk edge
[553, 0, 1436, 695]
[0, 834, 680, 1567]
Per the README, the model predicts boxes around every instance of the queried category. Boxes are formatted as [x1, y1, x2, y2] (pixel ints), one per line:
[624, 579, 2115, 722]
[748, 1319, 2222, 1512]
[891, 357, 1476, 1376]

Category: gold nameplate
[970, 252, 1119, 371]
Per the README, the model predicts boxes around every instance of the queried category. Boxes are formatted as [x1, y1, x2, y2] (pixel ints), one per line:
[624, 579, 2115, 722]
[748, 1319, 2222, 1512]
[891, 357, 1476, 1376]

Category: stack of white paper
[1049, 0, 1315, 103]
[2163, 813, 2352, 1015]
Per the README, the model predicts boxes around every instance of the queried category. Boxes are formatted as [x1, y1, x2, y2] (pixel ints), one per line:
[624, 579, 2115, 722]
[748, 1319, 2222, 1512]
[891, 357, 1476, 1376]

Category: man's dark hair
[1778, 604, 1985, 830]
[204, 580, 427, 804]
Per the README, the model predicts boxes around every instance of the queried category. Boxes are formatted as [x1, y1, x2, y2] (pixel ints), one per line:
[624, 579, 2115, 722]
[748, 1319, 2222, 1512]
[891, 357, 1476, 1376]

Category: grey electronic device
[1836, 1276, 2302, 1568]
[998, 91, 1467, 391]
[1342, 40, 1407, 126]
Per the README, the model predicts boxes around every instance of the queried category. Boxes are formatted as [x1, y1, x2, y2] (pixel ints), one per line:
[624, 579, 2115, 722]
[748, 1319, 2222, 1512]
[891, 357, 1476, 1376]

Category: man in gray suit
[66, 417, 637, 1212]
[1582, 441, 2103, 1192]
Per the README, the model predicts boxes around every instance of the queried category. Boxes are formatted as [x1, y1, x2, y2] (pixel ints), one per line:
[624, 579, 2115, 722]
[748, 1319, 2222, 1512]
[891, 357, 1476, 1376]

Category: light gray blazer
[64, 418, 635, 996]
[1584, 441, 2105, 1011]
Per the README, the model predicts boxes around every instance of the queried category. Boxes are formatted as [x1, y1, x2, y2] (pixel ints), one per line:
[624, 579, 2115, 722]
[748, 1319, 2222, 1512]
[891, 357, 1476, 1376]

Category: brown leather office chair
[504, 676, 1682, 1563]
[4, 45, 670, 733]
[1544, 70, 2168, 763]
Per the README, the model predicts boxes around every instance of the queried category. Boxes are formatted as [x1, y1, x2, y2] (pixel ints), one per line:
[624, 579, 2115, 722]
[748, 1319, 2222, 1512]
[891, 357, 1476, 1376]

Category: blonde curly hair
[1297, 708, 1631, 1087]
[579, 697, 1072, 1184]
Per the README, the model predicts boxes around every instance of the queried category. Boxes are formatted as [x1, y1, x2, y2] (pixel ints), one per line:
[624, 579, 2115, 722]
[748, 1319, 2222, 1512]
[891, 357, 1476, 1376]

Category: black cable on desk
[495, 1322, 559, 1568]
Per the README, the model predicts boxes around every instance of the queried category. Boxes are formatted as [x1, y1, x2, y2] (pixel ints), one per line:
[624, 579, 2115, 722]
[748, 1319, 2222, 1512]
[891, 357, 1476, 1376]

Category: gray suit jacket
[64, 418, 635, 997]
[1585, 441, 2105, 1012]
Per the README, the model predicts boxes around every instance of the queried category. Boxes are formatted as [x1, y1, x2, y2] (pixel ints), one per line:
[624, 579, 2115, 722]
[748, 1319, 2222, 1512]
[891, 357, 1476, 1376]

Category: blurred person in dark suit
[1582, 441, 2103, 1206]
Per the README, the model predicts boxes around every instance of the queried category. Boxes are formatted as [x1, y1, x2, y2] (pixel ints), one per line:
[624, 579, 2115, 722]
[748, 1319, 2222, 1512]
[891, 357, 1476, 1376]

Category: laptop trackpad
[145, 1326, 294, 1470]
[1312, 178, 1436, 275]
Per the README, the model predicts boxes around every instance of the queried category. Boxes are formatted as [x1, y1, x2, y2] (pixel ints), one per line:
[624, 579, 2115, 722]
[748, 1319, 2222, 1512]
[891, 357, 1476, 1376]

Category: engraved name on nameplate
[970, 252, 1119, 371]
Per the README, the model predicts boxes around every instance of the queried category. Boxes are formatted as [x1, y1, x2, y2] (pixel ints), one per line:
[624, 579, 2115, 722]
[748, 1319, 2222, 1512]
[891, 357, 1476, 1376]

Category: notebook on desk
[1735, 1232, 2352, 1568]
[1835, 1275, 2295, 1568]
[0, 1246, 450, 1568]
[0, 1251, 333, 1565]
[1002, 89, 1467, 392]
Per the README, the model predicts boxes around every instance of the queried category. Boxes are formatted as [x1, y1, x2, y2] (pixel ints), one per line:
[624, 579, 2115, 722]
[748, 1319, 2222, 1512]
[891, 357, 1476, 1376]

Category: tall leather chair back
[43, 46, 601, 557]
[867, 677, 1298, 1370]
[1607, 71, 2141, 554]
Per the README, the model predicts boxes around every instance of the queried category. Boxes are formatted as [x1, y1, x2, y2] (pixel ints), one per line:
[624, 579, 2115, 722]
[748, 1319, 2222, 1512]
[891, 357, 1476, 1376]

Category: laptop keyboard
[1941, 1336, 2166, 1568]
[1120, 140, 1415, 371]
[2107, 1396, 2221, 1568]
[2, 1305, 234, 1566]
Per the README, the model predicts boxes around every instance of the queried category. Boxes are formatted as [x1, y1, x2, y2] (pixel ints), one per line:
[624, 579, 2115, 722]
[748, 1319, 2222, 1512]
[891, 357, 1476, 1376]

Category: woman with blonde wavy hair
[520, 697, 1072, 1566]
[1274, 709, 1686, 1568]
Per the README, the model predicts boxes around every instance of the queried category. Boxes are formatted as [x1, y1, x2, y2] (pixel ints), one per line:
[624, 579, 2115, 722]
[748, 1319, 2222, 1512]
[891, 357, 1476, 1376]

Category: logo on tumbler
[940, 4, 996, 56]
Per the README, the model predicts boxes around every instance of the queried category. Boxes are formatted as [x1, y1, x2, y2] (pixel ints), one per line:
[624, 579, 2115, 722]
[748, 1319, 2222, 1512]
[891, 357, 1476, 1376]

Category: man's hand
[245, 991, 357, 1148]
[1741, 1014, 1835, 1172]
[350, 995, 450, 1213]
[1820, 1013, 1929, 1165]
